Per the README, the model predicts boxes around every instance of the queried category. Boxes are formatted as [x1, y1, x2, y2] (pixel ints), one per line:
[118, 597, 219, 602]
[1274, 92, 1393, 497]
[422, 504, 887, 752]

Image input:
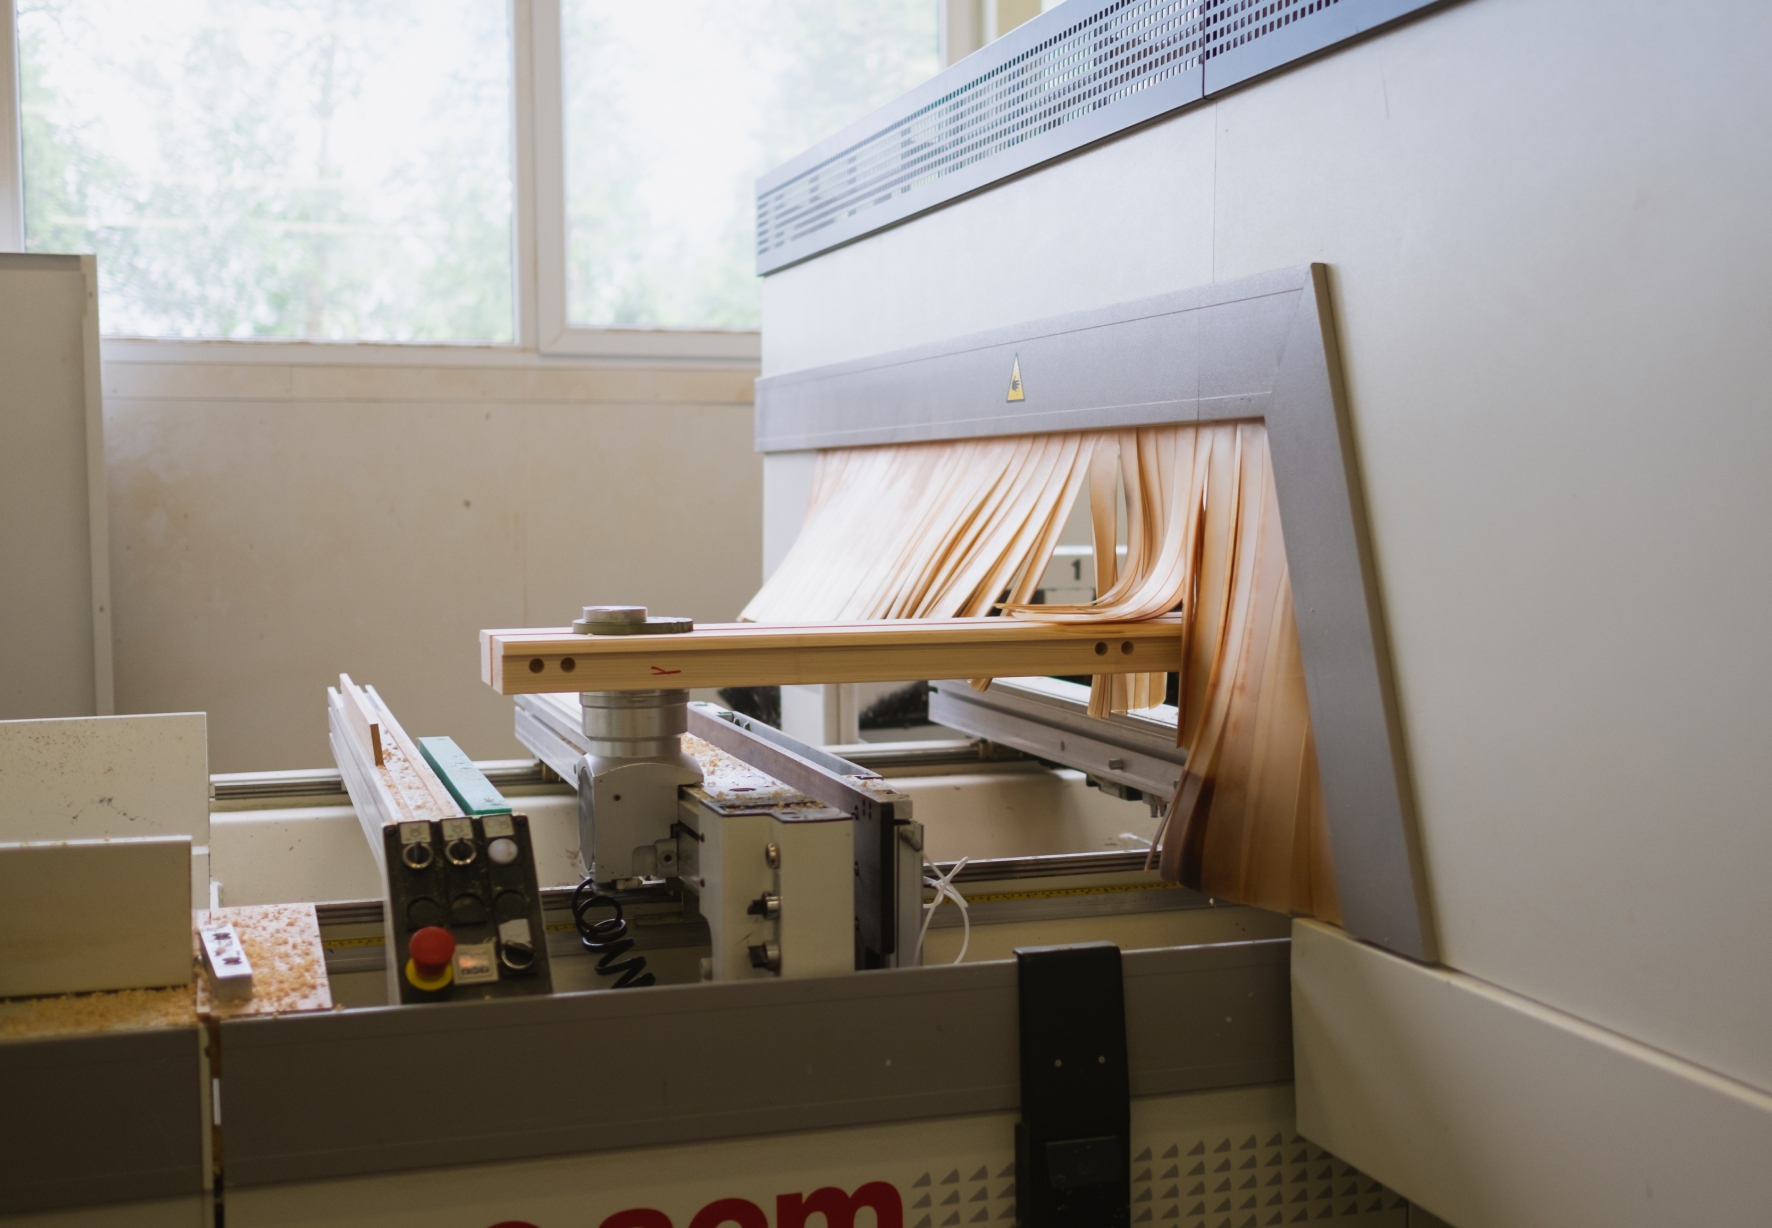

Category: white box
[0, 836, 193, 997]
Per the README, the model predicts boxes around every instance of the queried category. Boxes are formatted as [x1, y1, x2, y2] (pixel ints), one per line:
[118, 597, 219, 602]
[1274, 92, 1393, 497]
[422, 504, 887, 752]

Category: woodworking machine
[4, 270, 1430, 1228]
[228, 265, 1427, 1228]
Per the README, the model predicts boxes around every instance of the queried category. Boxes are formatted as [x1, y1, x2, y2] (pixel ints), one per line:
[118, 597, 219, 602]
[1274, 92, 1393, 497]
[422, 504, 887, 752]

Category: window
[8, 1, 939, 349]
[558, 1, 938, 333]
[18, 0, 514, 342]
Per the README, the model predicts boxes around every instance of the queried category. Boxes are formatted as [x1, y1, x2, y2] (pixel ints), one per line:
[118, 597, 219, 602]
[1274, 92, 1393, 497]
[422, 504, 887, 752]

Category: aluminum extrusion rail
[930, 676, 1188, 801]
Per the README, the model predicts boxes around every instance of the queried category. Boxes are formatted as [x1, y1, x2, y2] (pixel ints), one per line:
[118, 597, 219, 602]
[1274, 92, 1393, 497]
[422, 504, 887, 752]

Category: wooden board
[0, 712, 209, 846]
[482, 615, 1185, 695]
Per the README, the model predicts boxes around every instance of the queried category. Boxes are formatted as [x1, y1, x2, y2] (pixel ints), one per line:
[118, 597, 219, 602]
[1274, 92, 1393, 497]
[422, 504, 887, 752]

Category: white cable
[916, 856, 971, 965]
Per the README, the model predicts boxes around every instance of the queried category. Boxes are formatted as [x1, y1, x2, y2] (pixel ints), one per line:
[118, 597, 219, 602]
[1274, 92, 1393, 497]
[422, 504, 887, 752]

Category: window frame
[526, 0, 760, 361]
[1, 0, 22, 252]
[0, 0, 763, 363]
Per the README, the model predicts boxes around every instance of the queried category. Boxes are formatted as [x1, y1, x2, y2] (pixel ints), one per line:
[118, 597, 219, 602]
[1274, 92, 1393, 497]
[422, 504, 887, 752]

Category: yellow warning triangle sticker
[1006, 356, 1025, 402]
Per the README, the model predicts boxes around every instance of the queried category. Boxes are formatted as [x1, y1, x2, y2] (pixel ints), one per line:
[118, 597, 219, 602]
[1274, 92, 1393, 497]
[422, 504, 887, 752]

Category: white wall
[761, 0, 1772, 1131]
[103, 341, 761, 772]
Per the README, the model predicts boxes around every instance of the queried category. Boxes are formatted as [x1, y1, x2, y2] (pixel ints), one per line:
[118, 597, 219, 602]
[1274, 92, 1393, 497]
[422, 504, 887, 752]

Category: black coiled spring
[572, 878, 655, 989]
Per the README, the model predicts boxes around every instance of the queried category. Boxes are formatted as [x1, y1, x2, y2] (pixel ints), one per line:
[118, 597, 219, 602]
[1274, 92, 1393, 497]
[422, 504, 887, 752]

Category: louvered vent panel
[756, 0, 1442, 273]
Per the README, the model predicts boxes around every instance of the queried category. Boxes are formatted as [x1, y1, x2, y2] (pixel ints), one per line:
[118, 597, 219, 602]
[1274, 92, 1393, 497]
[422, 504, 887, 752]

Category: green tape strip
[417, 736, 512, 817]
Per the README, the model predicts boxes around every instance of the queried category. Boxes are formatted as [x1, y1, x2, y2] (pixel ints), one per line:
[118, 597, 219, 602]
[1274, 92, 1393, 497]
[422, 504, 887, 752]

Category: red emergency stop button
[407, 925, 456, 991]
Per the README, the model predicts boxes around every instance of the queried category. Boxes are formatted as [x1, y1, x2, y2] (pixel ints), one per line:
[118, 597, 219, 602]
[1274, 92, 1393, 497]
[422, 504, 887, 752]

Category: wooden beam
[481, 616, 1185, 695]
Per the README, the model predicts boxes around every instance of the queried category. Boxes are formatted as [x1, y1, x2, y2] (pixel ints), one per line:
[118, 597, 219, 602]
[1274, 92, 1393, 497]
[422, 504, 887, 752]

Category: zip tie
[916, 856, 971, 965]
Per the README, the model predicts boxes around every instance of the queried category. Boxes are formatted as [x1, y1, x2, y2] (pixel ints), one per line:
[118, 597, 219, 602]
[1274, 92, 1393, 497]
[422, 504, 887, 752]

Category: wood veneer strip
[542, 418, 1333, 920]
[741, 434, 1094, 624]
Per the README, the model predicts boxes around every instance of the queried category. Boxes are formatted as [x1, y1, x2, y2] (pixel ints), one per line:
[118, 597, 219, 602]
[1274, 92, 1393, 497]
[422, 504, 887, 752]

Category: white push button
[488, 836, 519, 865]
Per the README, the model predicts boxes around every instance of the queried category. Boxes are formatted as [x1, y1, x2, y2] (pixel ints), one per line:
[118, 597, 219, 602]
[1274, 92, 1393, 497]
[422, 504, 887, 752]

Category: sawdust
[852, 776, 909, 802]
[379, 734, 456, 823]
[682, 733, 810, 809]
[0, 985, 197, 1040]
[1, 904, 331, 1039]
[194, 903, 333, 1018]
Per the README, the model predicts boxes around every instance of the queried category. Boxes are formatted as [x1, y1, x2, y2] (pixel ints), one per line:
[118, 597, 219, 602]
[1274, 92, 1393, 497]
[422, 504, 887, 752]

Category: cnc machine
[0, 4, 1456, 1225]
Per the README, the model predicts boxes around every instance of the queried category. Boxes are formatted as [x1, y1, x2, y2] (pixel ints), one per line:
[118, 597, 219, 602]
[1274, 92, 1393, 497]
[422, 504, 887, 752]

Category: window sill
[100, 330, 761, 370]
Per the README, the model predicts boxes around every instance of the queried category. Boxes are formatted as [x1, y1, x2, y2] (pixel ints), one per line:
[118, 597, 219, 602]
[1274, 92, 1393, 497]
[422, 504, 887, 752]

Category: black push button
[451, 894, 486, 926]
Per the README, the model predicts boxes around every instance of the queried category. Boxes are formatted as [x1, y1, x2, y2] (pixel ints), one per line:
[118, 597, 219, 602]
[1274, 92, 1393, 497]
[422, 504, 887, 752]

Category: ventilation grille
[756, 0, 1442, 273]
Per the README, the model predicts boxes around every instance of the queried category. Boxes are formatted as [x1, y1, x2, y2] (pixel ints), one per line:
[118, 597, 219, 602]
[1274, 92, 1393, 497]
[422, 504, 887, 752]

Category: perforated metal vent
[892, 1128, 1410, 1228]
[756, 0, 1446, 274]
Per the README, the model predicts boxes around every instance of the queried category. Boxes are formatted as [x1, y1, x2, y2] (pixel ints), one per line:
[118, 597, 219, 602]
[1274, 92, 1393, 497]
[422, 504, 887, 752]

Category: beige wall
[762, 0, 1772, 1115]
[102, 343, 761, 773]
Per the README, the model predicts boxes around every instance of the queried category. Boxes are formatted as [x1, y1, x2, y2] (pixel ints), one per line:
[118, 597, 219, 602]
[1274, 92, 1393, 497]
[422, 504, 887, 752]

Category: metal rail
[211, 759, 554, 804]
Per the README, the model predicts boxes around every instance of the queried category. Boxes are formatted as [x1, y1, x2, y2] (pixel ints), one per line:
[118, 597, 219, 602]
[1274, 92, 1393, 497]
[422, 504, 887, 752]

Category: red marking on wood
[650, 665, 683, 675]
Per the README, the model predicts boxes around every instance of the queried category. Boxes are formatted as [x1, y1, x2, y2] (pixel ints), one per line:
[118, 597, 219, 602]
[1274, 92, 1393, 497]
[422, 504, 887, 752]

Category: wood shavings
[194, 903, 333, 1018]
[2, 904, 335, 1037]
[0, 985, 197, 1040]
[377, 734, 456, 822]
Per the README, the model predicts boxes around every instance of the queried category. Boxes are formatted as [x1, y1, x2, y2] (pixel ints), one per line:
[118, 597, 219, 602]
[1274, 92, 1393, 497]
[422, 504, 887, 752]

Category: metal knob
[581, 605, 646, 627]
[572, 605, 694, 636]
[746, 892, 782, 921]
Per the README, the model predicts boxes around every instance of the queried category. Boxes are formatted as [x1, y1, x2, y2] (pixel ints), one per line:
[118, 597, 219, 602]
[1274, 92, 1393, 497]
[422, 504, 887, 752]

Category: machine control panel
[382, 813, 554, 1004]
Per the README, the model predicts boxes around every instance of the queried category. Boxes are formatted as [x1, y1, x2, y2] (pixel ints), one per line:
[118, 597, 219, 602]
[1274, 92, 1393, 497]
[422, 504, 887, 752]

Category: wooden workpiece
[481, 615, 1185, 695]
